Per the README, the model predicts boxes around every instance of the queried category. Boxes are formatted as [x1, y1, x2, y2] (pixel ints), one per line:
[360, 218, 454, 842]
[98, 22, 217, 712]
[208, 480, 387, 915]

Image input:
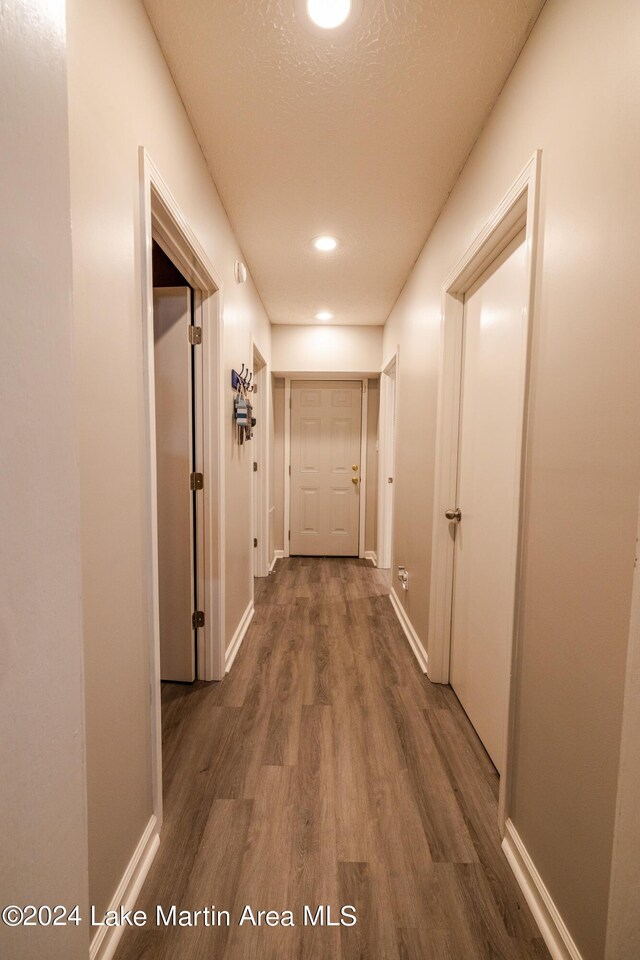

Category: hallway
[115, 558, 549, 960]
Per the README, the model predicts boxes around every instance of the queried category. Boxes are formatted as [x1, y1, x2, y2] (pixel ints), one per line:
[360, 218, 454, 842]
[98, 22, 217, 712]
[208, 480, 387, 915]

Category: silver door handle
[445, 507, 461, 522]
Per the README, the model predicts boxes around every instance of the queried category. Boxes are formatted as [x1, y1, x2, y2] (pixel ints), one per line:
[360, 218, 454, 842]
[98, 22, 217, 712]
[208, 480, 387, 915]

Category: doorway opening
[140, 149, 226, 832]
[152, 241, 200, 683]
[428, 152, 541, 830]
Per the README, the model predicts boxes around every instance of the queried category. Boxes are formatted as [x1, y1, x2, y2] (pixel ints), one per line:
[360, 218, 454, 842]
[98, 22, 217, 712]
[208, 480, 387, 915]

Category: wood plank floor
[115, 558, 549, 960]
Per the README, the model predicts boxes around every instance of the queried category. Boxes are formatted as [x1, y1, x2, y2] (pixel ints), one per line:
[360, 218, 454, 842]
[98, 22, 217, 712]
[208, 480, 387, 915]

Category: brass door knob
[351, 476, 360, 486]
[352, 464, 359, 472]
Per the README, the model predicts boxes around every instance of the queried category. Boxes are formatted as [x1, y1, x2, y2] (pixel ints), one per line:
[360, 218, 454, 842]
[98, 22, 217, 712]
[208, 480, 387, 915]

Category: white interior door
[449, 230, 528, 773]
[290, 380, 362, 556]
[153, 287, 196, 682]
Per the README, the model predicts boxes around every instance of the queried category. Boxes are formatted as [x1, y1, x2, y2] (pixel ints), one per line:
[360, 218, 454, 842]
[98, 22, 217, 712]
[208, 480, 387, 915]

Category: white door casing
[449, 231, 528, 773]
[290, 380, 362, 556]
[153, 287, 196, 682]
[141, 149, 226, 836]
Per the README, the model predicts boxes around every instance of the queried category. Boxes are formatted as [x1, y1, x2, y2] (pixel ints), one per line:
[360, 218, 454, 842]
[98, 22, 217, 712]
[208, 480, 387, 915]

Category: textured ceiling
[143, 0, 545, 324]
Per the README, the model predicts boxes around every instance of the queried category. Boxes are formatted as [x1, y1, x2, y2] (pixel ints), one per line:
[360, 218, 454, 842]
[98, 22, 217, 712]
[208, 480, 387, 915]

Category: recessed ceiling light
[313, 235, 338, 252]
[315, 311, 334, 321]
[306, 0, 351, 30]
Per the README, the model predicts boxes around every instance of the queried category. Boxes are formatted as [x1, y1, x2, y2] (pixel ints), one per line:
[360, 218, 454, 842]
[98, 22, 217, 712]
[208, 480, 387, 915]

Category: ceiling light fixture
[315, 311, 334, 321]
[313, 235, 338, 252]
[306, 0, 351, 30]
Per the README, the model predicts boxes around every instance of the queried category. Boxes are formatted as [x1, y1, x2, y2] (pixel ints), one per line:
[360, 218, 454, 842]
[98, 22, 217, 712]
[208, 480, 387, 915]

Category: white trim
[502, 820, 583, 960]
[225, 600, 255, 673]
[89, 815, 160, 960]
[251, 339, 270, 579]
[426, 151, 542, 831]
[283, 379, 291, 557]
[377, 350, 398, 569]
[364, 550, 377, 566]
[389, 587, 429, 673]
[269, 550, 284, 573]
[358, 379, 368, 558]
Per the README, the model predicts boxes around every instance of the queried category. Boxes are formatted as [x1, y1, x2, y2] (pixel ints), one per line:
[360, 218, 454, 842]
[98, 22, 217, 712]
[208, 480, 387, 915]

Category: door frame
[251, 338, 270, 579]
[140, 148, 226, 826]
[283, 377, 368, 558]
[377, 349, 399, 569]
[427, 151, 541, 830]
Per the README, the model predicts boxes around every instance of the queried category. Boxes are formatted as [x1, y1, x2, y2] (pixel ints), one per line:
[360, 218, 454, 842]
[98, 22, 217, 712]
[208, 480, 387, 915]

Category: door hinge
[288, 530, 291, 541]
[190, 472, 204, 490]
[253, 461, 258, 472]
[288, 464, 291, 476]
[188, 326, 202, 345]
[192, 610, 205, 629]
[254, 537, 258, 548]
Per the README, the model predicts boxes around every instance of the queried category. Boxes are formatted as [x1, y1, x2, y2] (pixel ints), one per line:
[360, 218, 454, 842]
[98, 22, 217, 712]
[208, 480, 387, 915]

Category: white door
[153, 287, 196, 682]
[449, 231, 528, 773]
[290, 380, 362, 556]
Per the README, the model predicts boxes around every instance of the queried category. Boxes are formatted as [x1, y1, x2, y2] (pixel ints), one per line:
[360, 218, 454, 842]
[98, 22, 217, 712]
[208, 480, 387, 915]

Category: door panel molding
[284, 377, 370, 559]
[427, 151, 542, 831]
[288, 380, 363, 557]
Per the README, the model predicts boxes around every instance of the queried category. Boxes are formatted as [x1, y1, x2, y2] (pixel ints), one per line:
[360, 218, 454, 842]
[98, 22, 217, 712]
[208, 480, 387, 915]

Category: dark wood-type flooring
[115, 557, 549, 960]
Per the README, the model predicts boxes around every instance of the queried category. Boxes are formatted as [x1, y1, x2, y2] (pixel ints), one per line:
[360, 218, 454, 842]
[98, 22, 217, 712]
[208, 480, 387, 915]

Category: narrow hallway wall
[383, 0, 640, 956]
[0, 2, 89, 957]
[67, 0, 270, 925]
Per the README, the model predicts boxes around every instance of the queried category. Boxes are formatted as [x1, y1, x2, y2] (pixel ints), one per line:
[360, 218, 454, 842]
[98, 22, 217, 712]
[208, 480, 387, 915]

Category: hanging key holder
[232, 364, 256, 443]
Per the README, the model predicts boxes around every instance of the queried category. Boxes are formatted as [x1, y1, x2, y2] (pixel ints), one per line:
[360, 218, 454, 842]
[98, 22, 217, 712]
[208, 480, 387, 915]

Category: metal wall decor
[232, 364, 256, 444]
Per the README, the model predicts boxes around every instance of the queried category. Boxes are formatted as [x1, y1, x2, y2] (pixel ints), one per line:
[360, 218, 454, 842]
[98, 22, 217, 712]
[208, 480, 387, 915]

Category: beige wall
[383, 0, 640, 957]
[365, 379, 380, 555]
[272, 324, 382, 373]
[0, 2, 89, 957]
[67, 0, 270, 921]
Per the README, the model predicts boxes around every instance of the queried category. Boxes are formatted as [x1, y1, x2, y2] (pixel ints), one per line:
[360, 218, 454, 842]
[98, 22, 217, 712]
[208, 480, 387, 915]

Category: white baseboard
[225, 600, 254, 672]
[389, 588, 429, 673]
[364, 550, 378, 566]
[90, 814, 159, 960]
[502, 819, 583, 960]
[269, 550, 284, 573]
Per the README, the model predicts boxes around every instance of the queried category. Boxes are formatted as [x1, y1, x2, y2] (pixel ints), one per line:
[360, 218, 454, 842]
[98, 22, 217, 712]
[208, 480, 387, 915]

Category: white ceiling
[144, 0, 545, 325]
